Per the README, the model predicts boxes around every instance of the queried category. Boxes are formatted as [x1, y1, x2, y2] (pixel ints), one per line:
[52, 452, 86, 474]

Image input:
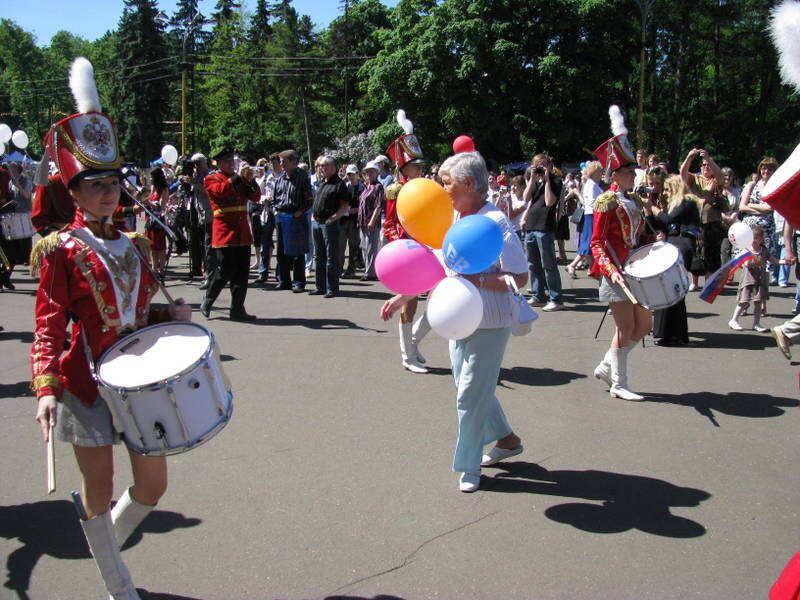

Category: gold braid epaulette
[29, 231, 62, 277]
[593, 191, 618, 213]
[385, 181, 403, 201]
[127, 232, 152, 265]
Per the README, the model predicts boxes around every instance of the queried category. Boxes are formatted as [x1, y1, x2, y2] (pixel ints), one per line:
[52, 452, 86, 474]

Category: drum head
[624, 242, 680, 278]
[98, 322, 212, 389]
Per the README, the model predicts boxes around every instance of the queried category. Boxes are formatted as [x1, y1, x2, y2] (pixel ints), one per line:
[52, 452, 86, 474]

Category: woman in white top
[565, 160, 602, 277]
[380, 152, 528, 493]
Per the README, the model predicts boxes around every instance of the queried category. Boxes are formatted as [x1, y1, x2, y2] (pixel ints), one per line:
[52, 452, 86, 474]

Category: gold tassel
[29, 232, 62, 277]
[127, 232, 152, 265]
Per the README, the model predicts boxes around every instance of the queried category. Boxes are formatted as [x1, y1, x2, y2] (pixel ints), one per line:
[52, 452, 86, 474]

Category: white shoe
[481, 445, 523, 466]
[81, 512, 141, 600]
[542, 301, 563, 312]
[610, 385, 644, 401]
[688, 283, 698, 292]
[728, 319, 743, 331]
[593, 362, 612, 387]
[527, 298, 546, 307]
[402, 359, 428, 374]
[459, 471, 481, 493]
[754, 324, 768, 333]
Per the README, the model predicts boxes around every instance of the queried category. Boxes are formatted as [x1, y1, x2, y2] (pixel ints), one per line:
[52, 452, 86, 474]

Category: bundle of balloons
[375, 176, 505, 340]
[0, 123, 29, 156]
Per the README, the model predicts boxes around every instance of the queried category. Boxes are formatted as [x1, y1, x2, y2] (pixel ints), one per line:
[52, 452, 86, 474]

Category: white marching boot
[608, 346, 644, 401]
[411, 313, 431, 364]
[111, 487, 155, 549]
[593, 348, 614, 387]
[81, 511, 141, 600]
[399, 321, 428, 374]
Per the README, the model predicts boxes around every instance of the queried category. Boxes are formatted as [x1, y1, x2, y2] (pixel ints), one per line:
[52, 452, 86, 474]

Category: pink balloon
[452, 135, 476, 153]
[376, 239, 446, 295]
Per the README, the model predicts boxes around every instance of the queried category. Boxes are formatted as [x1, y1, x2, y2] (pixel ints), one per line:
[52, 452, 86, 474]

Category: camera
[636, 185, 655, 196]
[180, 159, 195, 178]
[534, 165, 545, 175]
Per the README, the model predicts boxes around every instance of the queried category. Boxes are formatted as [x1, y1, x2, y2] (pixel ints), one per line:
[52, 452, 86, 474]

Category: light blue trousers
[449, 327, 513, 473]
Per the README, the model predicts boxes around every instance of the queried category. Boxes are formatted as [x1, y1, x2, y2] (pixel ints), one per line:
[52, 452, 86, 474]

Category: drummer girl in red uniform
[589, 106, 659, 402]
[31, 58, 190, 600]
[145, 167, 170, 281]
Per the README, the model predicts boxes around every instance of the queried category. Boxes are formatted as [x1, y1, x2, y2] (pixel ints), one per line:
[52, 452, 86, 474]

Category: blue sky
[5, 1, 398, 46]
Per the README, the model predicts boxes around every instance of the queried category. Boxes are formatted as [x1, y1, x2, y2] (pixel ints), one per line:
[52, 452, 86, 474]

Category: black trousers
[204, 245, 250, 314]
[203, 222, 218, 278]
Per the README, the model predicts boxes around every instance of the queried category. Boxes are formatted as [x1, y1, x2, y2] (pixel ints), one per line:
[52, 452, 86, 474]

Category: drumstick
[47, 424, 56, 494]
[618, 278, 640, 305]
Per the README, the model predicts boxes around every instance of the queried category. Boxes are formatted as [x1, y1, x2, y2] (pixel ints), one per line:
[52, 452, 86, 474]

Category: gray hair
[439, 152, 489, 197]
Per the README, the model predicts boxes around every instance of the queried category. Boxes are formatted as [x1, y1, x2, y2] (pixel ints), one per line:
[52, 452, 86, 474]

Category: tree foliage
[2, 0, 799, 176]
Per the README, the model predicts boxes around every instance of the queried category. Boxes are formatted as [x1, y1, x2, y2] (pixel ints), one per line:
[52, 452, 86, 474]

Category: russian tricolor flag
[700, 250, 756, 304]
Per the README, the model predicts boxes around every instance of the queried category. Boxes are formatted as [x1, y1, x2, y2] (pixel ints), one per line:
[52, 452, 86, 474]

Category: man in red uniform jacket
[200, 147, 260, 321]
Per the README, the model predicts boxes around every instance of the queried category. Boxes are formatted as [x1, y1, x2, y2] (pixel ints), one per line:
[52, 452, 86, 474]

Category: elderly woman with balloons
[380, 151, 528, 493]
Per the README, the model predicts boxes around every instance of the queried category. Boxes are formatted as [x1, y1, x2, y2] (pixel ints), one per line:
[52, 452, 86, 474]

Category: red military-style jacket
[589, 190, 646, 279]
[382, 180, 406, 242]
[205, 171, 258, 248]
[30, 210, 170, 404]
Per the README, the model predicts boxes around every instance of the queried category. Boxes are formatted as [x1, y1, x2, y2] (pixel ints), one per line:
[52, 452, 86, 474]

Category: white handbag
[505, 274, 537, 336]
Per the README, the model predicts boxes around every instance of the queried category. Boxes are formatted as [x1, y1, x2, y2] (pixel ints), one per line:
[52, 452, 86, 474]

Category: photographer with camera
[680, 148, 727, 290]
[189, 153, 214, 289]
[520, 154, 564, 312]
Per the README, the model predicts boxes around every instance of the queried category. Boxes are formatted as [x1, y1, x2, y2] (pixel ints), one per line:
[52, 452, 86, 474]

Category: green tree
[108, 0, 173, 162]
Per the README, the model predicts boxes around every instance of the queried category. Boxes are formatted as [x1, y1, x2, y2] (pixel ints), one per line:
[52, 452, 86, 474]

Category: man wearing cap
[358, 161, 385, 281]
[375, 154, 395, 189]
[341, 163, 364, 277]
[200, 146, 259, 321]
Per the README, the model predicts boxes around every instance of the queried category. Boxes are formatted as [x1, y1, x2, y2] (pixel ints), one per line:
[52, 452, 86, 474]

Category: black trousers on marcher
[204, 245, 250, 315]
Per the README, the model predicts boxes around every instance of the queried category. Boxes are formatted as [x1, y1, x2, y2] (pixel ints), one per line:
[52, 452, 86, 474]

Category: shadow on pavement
[499, 366, 586, 388]
[1, 500, 201, 598]
[688, 331, 773, 350]
[646, 391, 798, 426]
[326, 596, 406, 600]
[140, 591, 205, 600]
[0, 330, 34, 344]
[483, 462, 710, 538]
[0, 381, 33, 398]
[254, 317, 386, 332]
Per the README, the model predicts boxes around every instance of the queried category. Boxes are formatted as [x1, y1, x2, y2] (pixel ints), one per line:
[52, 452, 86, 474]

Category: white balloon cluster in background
[0, 123, 29, 153]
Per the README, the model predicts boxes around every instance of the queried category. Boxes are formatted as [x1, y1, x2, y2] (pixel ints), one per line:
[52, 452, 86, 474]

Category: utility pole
[633, 0, 655, 150]
[343, 0, 349, 137]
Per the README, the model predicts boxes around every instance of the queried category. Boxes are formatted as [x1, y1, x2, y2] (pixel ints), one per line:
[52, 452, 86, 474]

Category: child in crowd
[729, 226, 783, 332]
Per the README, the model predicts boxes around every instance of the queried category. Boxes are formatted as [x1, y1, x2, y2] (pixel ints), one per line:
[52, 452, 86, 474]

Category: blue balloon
[442, 214, 504, 274]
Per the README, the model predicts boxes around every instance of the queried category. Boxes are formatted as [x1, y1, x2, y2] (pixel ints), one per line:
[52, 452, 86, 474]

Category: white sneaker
[402, 359, 428, 374]
[754, 324, 768, 333]
[542, 301, 563, 312]
[593, 362, 612, 387]
[459, 471, 481, 493]
[610, 385, 644, 401]
[527, 298, 546, 307]
[728, 319, 743, 331]
[688, 283, 698, 292]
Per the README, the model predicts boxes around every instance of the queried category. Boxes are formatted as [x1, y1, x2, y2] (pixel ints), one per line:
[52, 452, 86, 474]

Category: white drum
[96, 321, 233, 456]
[0, 212, 34, 239]
[623, 242, 689, 310]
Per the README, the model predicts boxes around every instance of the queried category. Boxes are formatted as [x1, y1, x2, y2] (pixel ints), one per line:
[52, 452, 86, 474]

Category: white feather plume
[396, 109, 414, 135]
[609, 105, 627, 136]
[69, 57, 102, 114]
[771, 0, 800, 93]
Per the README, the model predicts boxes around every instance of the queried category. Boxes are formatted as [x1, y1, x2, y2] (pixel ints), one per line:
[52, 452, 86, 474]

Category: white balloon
[161, 144, 179, 166]
[11, 130, 29, 150]
[728, 221, 754, 249]
[426, 276, 484, 340]
[0, 124, 10, 143]
[0, 142, 5, 156]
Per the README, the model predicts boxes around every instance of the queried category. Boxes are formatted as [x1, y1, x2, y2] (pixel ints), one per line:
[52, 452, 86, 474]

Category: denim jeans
[779, 236, 796, 286]
[524, 230, 562, 304]
[312, 220, 341, 293]
[258, 211, 275, 277]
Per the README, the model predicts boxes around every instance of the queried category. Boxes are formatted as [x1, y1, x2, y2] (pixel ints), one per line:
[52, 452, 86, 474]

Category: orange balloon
[396, 178, 453, 249]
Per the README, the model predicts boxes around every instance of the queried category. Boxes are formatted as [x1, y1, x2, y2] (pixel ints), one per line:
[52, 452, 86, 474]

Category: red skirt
[146, 227, 167, 251]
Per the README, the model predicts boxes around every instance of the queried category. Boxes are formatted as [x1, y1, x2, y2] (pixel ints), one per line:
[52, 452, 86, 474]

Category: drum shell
[97, 322, 233, 456]
[1, 212, 34, 239]
[623, 242, 690, 310]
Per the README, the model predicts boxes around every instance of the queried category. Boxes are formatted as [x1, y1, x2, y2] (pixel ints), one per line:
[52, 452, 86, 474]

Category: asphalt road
[1, 250, 798, 600]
